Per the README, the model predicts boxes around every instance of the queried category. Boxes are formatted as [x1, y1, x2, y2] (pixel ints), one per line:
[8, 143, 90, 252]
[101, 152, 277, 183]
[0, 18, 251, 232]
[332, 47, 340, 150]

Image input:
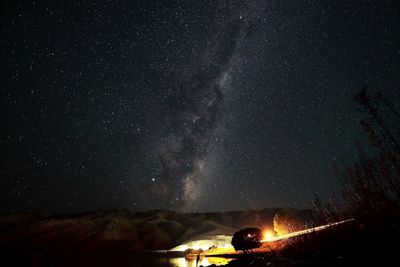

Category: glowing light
[168, 256, 232, 267]
[266, 219, 354, 241]
[170, 235, 233, 252]
[263, 230, 274, 242]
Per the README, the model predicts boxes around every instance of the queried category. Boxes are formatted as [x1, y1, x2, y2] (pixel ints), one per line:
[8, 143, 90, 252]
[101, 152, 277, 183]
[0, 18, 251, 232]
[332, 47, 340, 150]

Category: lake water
[13, 252, 232, 267]
[153, 256, 231, 267]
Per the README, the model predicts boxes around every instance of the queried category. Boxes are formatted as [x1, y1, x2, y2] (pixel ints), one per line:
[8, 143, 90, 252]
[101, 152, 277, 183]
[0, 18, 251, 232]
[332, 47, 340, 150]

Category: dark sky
[1, 0, 399, 213]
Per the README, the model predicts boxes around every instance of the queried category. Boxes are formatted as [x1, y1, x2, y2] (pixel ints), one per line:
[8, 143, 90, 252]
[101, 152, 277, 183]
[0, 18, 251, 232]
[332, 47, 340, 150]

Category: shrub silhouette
[231, 227, 262, 253]
[336, 87, 400, 216]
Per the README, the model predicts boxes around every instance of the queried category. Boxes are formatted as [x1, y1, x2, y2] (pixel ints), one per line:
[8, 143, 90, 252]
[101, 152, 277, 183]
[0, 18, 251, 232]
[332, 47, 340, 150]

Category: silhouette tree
[231, 227, 262, 253]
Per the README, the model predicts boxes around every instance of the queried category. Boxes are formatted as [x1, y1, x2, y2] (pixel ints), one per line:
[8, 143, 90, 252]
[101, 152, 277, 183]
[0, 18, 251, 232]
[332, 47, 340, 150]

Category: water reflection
[166, 256, 231, 267]
[10, 251, 232, 267]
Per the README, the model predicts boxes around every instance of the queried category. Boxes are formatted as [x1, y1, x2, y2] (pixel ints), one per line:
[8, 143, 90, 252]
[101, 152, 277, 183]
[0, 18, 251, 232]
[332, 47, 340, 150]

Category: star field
[1, 0, 399, 212]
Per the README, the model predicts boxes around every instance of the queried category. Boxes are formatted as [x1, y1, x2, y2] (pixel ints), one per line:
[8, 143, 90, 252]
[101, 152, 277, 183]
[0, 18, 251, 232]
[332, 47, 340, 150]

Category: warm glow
[170, 235, 233, 252]
[168, 256, 232, 267]
[265, 219, 354, 242]
[263, 230, 274, 242]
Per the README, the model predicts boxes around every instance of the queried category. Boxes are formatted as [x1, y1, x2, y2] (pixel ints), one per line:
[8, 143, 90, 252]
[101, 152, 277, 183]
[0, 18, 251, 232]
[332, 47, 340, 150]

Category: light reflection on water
[12, 252, 232, 267]
[161, 256, 231, 267]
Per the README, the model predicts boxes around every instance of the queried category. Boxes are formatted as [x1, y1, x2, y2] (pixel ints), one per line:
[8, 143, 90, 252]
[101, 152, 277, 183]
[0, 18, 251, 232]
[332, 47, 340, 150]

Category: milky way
[150, 1, 260, 209]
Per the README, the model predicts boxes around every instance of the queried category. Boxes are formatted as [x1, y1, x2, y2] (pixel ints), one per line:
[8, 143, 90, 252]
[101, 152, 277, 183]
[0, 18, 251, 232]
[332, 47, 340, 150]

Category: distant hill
[0, 208, 312, 252]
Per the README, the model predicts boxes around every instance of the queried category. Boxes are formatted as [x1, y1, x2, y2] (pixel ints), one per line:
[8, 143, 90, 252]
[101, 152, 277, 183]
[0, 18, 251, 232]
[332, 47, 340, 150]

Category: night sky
[1, 0, 399, 213]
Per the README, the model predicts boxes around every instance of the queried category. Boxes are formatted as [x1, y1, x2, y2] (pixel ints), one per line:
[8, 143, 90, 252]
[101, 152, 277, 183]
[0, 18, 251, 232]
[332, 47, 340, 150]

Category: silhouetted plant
[337, 87, 400, 216]
[231, 227, 262, 253]
[311, 192, 345, 225]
